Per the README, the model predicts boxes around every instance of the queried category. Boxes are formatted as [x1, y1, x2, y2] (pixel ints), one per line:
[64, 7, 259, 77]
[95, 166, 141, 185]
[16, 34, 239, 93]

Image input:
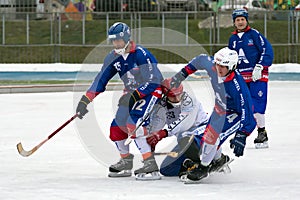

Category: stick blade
[154, 152, 179, 158]
[167, 152, 179, 158]
[16, 142, 33, 157]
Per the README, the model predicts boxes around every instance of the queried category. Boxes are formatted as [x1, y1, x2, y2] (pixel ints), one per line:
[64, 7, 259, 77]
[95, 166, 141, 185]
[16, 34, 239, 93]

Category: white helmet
[214, 47, 238, 71]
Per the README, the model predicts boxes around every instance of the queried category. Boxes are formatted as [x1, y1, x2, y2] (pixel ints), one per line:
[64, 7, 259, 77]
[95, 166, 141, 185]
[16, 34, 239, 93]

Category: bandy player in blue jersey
[228, 9, 274, 148]
[170, 47, 256, 182]
[76, 22, 164, 180]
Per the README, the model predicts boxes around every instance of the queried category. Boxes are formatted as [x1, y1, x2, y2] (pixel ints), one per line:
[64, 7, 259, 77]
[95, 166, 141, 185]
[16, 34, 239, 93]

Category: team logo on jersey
[238, 48, 249, 64]
[113, 62, 121, 71]
[258, 90, 263, 97]
[248, 39, 254, 46]
[182, 94, 192, 106]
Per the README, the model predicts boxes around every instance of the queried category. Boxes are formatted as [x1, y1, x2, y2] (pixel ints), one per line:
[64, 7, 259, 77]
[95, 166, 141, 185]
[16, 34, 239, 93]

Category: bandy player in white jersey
[146, 78, 231, 178]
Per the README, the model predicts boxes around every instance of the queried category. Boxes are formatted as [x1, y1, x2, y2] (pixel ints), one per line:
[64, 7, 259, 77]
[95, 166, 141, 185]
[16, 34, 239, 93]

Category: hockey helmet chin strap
[114, 41, 130, 55]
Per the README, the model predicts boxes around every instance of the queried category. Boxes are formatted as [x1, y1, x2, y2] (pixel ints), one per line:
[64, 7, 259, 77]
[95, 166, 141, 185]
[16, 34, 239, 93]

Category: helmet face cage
[232, 9, 248, 22]
[214, 47, 238, 71]
[108, 22, 131, 43]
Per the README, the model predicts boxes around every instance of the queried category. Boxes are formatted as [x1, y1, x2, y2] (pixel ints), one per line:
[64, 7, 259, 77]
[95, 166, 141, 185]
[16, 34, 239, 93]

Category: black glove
[171, 69, 188, 88]
[118, 90, 140, 108]
[76, 95, 90, 119]
[230, 131, 247, 157]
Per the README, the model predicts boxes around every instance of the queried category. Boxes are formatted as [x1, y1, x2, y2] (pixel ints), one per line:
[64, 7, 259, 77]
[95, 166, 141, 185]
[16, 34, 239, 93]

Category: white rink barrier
[0, 82, 123, 94]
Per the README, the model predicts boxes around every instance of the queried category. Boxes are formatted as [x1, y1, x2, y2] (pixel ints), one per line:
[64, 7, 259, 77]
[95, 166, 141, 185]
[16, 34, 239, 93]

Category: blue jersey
[86, 42, 163, 100]
[183, 54, 256, 134]
[228, 26, 274, 82]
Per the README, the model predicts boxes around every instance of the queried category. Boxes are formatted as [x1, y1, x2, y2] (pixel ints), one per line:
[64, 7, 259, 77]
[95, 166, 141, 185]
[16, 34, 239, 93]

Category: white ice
[1, 80, 300, 200]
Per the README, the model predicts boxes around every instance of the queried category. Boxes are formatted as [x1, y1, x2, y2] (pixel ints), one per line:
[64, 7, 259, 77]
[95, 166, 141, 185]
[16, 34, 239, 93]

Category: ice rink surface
[1, 81, 300, 200]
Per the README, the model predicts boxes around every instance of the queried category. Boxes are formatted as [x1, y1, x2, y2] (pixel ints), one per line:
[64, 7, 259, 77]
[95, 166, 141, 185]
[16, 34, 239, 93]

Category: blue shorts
[111, 94, 160, 128]
[247, 81, 268, 114]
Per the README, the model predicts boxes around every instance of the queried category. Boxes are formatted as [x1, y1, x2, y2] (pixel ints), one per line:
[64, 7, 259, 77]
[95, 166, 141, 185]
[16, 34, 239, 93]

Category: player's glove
[118, 90, 140, 108]
[230, 131, 247, 157]
[146, 129, 168, 151]
[76, 95, 91, 119]
[252, 64, 263, 82]
[170, 69, 188, 88]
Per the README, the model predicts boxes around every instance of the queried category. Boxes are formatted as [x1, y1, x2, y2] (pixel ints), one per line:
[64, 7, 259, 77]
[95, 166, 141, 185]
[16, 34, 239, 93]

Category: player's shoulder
[134, 44, 150, 56]
[250, 27, 259, 33]
[249, 28, 262, 36]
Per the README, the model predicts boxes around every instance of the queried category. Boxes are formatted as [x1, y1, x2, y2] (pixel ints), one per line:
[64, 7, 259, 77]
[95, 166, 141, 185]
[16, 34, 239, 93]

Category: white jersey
[148, 92, 209, 137]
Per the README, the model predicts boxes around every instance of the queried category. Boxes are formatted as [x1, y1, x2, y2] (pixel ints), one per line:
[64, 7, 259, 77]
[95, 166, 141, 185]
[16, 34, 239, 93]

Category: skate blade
[184, 179, 203, 184]
[216, 159, 234, 174]
[135, 171, 161, 181]
[255, 141, 269, 149]
[183, 174, 209, 184]
[108, 170, 132, 178]
[179, 174, 188, 182]
[218, 164, 232, 174]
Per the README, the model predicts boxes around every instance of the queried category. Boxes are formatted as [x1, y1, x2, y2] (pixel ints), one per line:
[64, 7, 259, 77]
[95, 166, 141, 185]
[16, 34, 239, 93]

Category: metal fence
[0, 0, 300, 63]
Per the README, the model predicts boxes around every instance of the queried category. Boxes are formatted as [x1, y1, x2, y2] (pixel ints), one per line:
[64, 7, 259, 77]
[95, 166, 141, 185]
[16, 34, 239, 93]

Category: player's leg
[108, 106, 133, 177]
[249, 81, 269, 148]
[127, 94, 161, 180]
[209, 147, 231, 173]
[184, 114, 223, 181]
[186, 113, 239, 181]
[179, 137, 203, 181]
[208, 113, 244, 174]
[186, 127, 219, 181]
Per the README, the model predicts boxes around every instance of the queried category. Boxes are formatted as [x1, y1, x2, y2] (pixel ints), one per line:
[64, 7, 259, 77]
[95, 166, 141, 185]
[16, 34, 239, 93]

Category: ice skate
[108, 154, 134, 177]
[134, 155, 161, 181]
[184, 163, 209, 184]
[254, 128, 269, 149]
[179, 158, 199, 182]
[209, 154, 233, 174]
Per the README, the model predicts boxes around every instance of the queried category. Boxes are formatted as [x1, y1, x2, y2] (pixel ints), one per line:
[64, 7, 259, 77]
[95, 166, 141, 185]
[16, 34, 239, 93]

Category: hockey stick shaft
[153, 135, 195, 158]
[16, 114, 78, 157]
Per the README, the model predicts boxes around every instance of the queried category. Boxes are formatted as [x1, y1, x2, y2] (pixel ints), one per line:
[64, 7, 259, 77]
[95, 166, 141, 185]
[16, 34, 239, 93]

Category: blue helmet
[232, 9, 248, 22]
[108, 22, 131, 43]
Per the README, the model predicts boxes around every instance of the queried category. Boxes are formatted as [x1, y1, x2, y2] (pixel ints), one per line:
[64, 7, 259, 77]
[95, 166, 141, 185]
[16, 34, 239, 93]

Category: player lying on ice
[168, 47, 256, 183]
[146, 78, 234, 180]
